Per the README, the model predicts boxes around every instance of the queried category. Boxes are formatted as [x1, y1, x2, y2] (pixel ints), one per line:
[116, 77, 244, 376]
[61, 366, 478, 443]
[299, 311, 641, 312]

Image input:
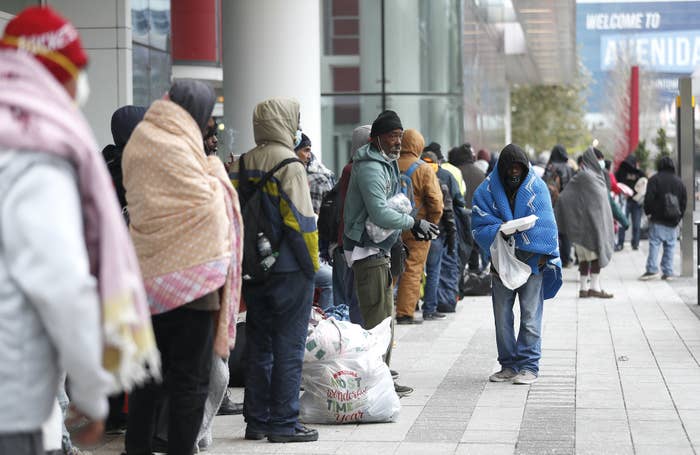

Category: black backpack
[317, 182, 341, 245]
[663, 192, 681, 220]
[238, 154, 301, 284]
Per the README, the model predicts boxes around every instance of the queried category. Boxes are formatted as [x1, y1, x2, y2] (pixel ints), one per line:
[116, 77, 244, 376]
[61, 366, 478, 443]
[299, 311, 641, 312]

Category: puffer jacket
[397, 129, 443, 224]
[230, 98, 319, 278]
[343, 143, 415, 253]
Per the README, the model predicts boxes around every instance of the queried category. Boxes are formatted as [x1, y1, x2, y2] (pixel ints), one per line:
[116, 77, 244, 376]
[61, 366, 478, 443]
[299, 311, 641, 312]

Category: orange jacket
[397, 129, 443, 224]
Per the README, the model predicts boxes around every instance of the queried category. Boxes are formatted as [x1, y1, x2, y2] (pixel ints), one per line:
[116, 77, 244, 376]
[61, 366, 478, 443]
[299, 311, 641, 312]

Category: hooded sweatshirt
[398, 129, 443, 224]
[102, 105, 146, 209]
[615, 154, 645, 196]
[343, 141, 415, 253]
[449, 144, 485, 206]
[230, 98, 319, 278]
[545, 144, 574, 190]
[644, 156, 687, 227]
[497, 144, 530, 211]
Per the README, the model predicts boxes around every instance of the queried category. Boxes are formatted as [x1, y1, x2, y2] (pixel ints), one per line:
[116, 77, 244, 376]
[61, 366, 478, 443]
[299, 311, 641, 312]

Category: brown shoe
[589, 289, 614, 299]
[579, 290, 590, 298]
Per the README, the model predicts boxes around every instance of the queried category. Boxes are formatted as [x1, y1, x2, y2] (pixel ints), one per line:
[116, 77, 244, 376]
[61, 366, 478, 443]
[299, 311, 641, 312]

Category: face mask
[75, 71, 90, 107]
[506, 174, 522, 189]
[598, 159, 606, 169]
[293, 129, 302, 148]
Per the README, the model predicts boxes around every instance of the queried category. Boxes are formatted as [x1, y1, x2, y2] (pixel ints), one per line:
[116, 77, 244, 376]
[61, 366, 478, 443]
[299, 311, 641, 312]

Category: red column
[171, 0, 220, 64]
[628, 65, 640, 155]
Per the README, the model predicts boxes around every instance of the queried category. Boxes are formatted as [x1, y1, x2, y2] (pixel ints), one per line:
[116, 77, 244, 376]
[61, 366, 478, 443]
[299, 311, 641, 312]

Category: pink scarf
[0, 50, 160, 390]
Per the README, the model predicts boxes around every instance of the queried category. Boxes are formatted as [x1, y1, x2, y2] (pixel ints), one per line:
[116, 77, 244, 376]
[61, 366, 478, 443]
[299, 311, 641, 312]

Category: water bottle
[260, 253, 278, 272]
[257, 232, 272, 257]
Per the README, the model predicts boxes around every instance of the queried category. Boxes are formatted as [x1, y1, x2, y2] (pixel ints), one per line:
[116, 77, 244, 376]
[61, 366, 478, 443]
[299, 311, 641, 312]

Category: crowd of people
[0, 6, 690, 455]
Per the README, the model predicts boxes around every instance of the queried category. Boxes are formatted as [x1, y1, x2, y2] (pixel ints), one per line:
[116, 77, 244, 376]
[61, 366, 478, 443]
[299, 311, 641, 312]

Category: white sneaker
[489, 368, 517, 382]
[639, 272, 660, 281]
[513, 370, 538, 385]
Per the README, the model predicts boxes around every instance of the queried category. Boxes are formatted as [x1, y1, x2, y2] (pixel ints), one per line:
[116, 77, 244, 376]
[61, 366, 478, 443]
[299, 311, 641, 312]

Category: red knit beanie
[0, 6, 88, 83]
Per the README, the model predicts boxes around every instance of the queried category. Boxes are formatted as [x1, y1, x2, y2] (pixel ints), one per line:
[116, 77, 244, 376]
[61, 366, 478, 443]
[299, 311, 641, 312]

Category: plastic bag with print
[299, 317, 400, 424]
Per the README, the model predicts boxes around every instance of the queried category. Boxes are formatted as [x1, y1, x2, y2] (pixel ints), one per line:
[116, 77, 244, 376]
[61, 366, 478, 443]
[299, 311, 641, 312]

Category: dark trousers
[243, 271, 313, 436]
[559, 233, 572, 266]
[617, 198, 642, 249]
[125, 306, 215, 455]
[0, 431, 43, 455]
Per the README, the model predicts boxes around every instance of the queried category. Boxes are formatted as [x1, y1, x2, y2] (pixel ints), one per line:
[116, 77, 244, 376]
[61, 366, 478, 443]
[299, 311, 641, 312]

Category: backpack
[399, 160, 423, 216]
[238, 154, 301, 284]
[317, 183, 340, 246]
[543, 166, 561, 205]
[663, 192, 681, 220]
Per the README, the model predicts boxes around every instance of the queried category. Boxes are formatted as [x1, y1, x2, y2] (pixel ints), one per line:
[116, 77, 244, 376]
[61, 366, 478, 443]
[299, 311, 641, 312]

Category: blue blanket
[471, 167, 562, 299]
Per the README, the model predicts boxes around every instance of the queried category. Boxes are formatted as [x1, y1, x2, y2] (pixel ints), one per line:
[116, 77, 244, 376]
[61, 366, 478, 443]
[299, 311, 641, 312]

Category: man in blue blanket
[471, 144, 562, 385]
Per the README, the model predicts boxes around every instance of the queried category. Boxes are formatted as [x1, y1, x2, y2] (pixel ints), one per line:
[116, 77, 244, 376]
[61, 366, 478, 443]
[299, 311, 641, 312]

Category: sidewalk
[94, 244, 700, 455]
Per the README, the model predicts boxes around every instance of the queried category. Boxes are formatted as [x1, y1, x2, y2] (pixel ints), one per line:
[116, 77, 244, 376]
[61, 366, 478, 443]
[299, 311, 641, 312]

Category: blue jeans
[491, 273, 544, 375]
[332, 248, 347, 308]
[423, 236, 445, 315]
[243, 271, 313, 436]
[646, 222, 677, 276]
[618, 198, 642, 249]
[315, 260, 333, 310]
[437, 237, 460, 309]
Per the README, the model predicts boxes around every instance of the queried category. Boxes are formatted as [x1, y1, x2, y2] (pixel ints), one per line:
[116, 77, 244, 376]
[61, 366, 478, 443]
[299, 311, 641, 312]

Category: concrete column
[221, 0, 321, 158]
[678, 77, 694, 277]
[47, 0, 132, 148]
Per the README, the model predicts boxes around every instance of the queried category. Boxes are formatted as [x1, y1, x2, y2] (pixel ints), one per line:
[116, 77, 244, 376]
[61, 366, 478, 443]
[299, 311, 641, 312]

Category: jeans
[332, 247, 348, 308]
[646, 222, 678, 276]
[126, 306, 215, 455]
[437, 236, 460, 309]
[243, 271, 313, 436]
[423, 236, 445, 316]
[491, 273, 544, 375]
[0, 431, 43, 455]
[315, 260, 333, 310]
[618, 198, 642, 249]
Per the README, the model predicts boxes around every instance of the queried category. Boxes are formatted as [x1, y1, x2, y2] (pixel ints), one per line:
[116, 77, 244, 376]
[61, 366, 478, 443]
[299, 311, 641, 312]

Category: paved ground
[94, 242, 700, 455]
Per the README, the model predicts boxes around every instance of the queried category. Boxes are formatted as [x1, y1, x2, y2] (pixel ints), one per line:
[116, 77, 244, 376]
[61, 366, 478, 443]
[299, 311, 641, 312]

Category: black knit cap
[370, 110, 403, 138]
[294, 133, 311, 151]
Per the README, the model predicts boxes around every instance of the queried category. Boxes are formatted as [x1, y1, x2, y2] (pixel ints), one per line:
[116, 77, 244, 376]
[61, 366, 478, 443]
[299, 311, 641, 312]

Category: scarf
[472, 162, 562, 299]
[0, 50, 159, 391]
[555, 149, 614, 268]
[123, 99, 243, 356]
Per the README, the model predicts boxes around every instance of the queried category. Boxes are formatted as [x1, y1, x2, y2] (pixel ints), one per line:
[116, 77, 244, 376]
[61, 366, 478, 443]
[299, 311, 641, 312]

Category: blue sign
[577, 1, 700, 112]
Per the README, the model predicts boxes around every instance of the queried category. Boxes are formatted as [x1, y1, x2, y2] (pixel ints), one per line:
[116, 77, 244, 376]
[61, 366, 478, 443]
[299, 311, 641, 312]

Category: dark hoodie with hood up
[449, 143, 485, 206]
[497, 144, 530, 211]
[644, 156, 687, 227]
[102, 105, 147, 210]
[545, 144, 574, 190]
[615, 154, 645, 195]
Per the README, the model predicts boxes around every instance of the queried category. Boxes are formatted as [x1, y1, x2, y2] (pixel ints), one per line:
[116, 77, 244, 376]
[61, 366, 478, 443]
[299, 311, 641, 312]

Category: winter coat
[615, 155, 645, 196]
[230, 98, 319, 278]
[343, 143, 414, 253]
[644, 157, 687, 227]
[397, 129, 443, 224]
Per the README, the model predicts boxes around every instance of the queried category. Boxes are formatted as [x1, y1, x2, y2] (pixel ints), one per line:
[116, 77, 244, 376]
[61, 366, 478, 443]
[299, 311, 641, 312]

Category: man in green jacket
[343, 110, 439, 396]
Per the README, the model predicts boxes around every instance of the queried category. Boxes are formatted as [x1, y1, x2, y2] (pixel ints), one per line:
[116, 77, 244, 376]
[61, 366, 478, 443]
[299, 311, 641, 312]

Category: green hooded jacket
[343, 143, 414, 252]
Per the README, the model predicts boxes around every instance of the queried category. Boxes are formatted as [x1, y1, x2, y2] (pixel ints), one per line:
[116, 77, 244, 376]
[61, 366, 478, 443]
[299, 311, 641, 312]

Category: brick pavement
[93, 245, 700, 455]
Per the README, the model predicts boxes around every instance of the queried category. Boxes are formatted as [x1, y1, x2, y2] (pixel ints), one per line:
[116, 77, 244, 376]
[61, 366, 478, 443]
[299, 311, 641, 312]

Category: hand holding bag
[489, 234, 531, 290]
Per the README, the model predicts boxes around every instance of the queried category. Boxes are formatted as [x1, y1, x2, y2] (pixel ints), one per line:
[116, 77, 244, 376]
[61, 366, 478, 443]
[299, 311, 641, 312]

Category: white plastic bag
[300, 317, 400, 424]
[490, 234, 531, 290]
[365, 193, 412, 243]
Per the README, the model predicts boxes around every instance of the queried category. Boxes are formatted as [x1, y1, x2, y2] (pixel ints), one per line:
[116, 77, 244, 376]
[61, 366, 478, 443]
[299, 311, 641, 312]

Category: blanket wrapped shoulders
[471, 172, 562, 299]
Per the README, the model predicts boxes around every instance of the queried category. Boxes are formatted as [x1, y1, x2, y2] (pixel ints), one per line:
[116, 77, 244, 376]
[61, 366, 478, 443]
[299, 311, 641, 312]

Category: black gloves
[411, 219, 440, 241]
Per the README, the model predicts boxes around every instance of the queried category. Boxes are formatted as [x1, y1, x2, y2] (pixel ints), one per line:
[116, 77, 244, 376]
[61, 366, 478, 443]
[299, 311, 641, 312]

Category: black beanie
[370, 110, 403, 137]
[295, 133, 311, 151]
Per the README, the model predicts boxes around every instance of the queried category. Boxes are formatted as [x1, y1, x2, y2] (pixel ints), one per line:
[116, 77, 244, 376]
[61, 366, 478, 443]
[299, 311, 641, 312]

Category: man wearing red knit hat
[0, 6, 159, 455]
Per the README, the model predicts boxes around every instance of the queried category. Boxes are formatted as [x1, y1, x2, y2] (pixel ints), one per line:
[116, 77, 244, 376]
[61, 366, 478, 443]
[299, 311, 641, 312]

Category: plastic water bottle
[257, 232, 272, 257]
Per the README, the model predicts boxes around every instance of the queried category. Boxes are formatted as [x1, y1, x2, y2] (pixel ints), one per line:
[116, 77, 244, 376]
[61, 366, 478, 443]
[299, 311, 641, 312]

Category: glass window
[131, 0, 171, 106]
[1, 0, 40, 16]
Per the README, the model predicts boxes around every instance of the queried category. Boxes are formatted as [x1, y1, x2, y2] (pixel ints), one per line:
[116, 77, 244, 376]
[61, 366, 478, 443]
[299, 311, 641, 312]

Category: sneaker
[390, 369, 399, 380]
[513, 370, 538, 385]
[267, 424, 318, 443]
[614, 244, 624, 252]
[423, 312, 447, 321]
[589, 289, 614, 299]
[489, 368, 517, 382]
[639, 272, 660, 281]
[396, 315, 422, 325]
[662, 274, 675, 281]
[394, 383, 414, 398]
[437, 304, 456, 313]
[578, 290, 590, 298]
